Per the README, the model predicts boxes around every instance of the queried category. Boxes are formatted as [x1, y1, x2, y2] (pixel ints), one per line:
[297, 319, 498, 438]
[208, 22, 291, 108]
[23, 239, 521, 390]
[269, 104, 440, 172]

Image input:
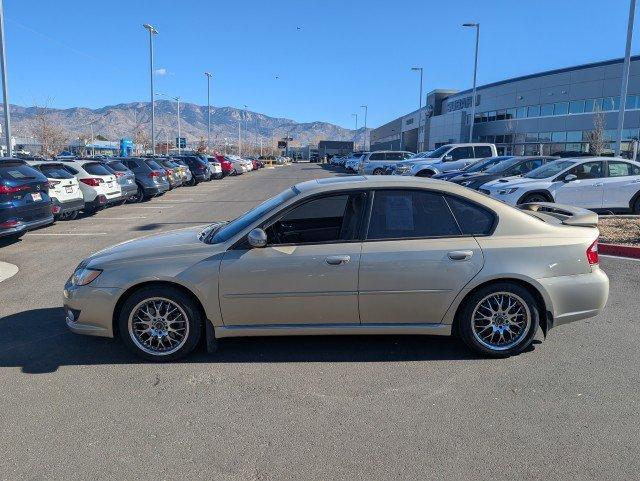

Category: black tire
[416, 170, 434, 178]
[372, 168, 384, 175]
[131, 184, 145, 203]
[519, 193, 551, 204]
[632, 195, 640, 214]
[456, 282, 540, 358]
[118, 286, 203, 362]
[59, 210, 79, 221]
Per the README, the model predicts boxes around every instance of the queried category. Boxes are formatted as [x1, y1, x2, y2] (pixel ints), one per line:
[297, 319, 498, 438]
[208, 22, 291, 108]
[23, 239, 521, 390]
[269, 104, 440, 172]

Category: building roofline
[445, 55, 640, 100]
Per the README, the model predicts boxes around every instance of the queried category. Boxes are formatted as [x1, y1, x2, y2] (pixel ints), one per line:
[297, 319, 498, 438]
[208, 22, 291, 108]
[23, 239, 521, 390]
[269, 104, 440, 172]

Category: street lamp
[351, 113, 358, 150]
[0, 0, 10, 157]
[243, 105, 248, 156]
[156, 93, 181, 154]
[143, 24, 158, 155]
[615, 0, 637, 157]
[360, 105, 368, 151]
[462, 22, 480, 143]
[204, 72, 213, 153]
[411, 67, 424, 152]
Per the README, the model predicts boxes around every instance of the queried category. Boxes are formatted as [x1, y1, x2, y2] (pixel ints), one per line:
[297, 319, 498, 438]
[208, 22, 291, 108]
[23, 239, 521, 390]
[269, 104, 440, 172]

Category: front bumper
[538, 267, 609, 328]
[63, 281, 123, 338]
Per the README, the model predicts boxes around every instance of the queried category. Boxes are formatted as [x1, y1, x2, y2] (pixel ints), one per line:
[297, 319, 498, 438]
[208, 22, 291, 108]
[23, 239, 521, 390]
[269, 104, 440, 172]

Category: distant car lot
[0, 163, 639, 480]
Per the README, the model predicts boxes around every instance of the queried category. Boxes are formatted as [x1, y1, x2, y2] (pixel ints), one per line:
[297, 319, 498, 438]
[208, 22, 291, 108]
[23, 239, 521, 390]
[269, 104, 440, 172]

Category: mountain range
[9, 101, 368, 150]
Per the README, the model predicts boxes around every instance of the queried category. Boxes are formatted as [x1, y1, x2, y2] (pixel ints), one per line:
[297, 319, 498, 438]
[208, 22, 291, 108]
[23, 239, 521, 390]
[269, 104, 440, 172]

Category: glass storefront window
[552, 131, 567, 142]
[622, 128, 640, 140]
[538, 132, 552, 142]
[503, 134, 514, 143]
[540, 104, 554, 116]
[613, 96, 621, 110]
[524, 144, 539, 155]
[554, 102, 569, 115]
[513, 145, 525, 156]
[626, 95, 638, 110]
[604, 130, 616, 141]
[593, 98, 603, 112]
[496, 110, 506, 120]
[495, 135, 505, 143]
[569, 100, 585, 114]
[527, 105, 540, 117]
[584, 99, 595, 113]
[525, 132, 539, 142]
[488, 111, 497, 122]
[474, 114, 482, 124]
[516, 106, 527, 118]
[566, 131, 582, 142]
[514, 133, 526, 143]
[565, 143, 583, 152]
[506, 108, 517, 119]
[602, 97, 614, 111]
[550, 143, 566, 155]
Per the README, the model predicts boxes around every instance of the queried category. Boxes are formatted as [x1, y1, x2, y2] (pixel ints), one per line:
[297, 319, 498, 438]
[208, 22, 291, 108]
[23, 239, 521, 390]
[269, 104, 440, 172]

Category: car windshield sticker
[386, 195, 413, 231]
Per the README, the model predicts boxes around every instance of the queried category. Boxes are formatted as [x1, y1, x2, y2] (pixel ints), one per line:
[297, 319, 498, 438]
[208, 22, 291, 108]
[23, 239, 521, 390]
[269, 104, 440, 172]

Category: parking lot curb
[599, 243, 640, 259]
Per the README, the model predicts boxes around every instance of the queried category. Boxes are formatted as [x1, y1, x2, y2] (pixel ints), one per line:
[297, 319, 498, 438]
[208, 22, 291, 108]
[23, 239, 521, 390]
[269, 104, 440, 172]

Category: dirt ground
[599, 216, 640, 245]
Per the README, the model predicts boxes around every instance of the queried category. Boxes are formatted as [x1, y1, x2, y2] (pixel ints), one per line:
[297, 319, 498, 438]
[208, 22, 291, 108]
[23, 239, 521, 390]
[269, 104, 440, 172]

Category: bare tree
[131, 109, 150, 154]
[28, 101, 69, 157]
[586, 110, 606, 156]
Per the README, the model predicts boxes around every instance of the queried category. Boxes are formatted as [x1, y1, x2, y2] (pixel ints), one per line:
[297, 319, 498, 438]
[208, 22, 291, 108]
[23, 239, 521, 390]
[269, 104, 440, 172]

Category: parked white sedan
[481, 157, 640, 213]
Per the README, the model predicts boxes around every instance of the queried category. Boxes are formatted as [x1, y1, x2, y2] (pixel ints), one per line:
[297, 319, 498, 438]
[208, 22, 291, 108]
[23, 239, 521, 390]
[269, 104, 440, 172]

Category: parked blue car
[0, 159, 53, 240]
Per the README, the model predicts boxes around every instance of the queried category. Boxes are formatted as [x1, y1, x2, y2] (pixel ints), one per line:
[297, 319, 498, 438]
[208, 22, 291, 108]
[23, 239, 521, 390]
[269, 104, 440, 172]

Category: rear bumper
[53, 198, 85, 215]
[538, 267, 609, 328]
[143, 183, 170, 196]
[0, 214, 54, 237]
[119, 183, 138, 197]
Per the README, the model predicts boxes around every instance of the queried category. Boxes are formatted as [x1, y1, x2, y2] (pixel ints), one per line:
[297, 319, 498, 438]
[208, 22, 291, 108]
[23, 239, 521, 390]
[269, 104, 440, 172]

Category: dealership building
[370, 56, 640, 157]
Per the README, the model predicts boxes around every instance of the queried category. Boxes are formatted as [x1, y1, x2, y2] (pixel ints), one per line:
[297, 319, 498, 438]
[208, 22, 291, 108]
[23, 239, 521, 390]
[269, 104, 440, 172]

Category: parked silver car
[64, 176, 609, 361]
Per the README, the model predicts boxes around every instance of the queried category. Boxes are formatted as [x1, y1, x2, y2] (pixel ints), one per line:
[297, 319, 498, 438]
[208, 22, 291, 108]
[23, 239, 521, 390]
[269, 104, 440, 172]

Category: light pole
[351, 113, 358, 150]
[243, 105, 248, 156]
[411, 67, 423, 152]
[143, 24, 158, 155]
[463, 23, 480, 143]
[0, 0, 11, 157]
[204, 72, 213, 153]
[360, 105, 368, 151]
[156, 93, 181, 154]
[616, 0, 637, 157]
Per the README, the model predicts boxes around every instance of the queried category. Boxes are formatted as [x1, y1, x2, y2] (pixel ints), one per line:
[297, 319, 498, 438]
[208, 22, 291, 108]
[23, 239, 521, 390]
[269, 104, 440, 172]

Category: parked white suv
[61, 160, 123, 213]
[344, 153, 367, 172]
[482, 157, 640, 212]
[358, 151, 415, 175]
[393, 143, 497, 177]
[28, 161, 85, 220]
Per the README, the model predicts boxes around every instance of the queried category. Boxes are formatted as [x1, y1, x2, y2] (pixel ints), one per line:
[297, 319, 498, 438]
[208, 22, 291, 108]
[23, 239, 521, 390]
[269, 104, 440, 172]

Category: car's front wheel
[519, 192, 551, 204]
[457, 283, 539, 357]
[372, 168, 384, 175]
[118, 286, 203, 361]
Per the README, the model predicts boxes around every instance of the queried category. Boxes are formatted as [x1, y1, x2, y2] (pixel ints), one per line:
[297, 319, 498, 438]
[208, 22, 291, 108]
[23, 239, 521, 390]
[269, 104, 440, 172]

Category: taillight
[166, 169, 173, 175]
[49, 180, 61, 189]
[80, 178, 103, 187]
[0, 184, 29, 194]
[52, 205, 61, 214]
[113, 171, 124, 178]
[586, 239, 599, 265]
[149, 171, 162, 178]
[0, 219, 20, 228]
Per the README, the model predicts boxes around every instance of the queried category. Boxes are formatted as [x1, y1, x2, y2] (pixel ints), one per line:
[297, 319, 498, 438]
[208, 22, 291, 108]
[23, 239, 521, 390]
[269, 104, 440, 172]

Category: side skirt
[214, 323, 452, 339]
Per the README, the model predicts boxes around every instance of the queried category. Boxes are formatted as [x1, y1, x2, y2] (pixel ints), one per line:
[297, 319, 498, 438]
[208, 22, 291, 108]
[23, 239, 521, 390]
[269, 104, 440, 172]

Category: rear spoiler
[518, 202, 598, 227]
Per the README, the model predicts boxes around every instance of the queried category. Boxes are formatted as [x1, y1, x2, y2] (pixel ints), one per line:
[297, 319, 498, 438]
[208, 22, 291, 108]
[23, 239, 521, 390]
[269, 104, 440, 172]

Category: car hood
[453, 172, 501, 185]
[87, 225, 224, 267]
[483, 176, 548, 189]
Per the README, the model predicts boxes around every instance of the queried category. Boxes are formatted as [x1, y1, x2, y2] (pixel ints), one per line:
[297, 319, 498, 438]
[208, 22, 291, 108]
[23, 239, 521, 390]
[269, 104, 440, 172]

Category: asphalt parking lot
[0, 163, 639, 480]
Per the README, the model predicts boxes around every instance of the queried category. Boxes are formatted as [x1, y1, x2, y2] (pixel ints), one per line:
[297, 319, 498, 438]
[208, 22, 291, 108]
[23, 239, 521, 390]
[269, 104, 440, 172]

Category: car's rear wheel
[372, 168, 384, 175]
[59, 210, 79, 221]
[520, 192, 551, 204]
[118, 286, 202, 362]
[632, 195, 640, 214]
[457, 283, 539, 357]
[131, 185, 145, 203]
[416, 170, 434, 177]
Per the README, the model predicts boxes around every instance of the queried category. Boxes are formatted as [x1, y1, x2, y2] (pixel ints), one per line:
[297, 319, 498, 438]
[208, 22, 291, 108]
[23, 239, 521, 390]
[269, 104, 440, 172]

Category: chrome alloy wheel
[471, 292, 531, 351]
[128, 297, 190, 356]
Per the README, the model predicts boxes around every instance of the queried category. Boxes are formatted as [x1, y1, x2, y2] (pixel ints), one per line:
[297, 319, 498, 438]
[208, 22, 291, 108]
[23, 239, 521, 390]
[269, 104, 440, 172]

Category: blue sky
[4, 0, 639, 128]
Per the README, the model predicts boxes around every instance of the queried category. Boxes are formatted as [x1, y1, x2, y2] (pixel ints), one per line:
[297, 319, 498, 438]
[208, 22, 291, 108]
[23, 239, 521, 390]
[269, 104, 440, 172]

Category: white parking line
[0, 262, 18, 282]
[93, 216, 147, 220]
[127, 205, 175, 209]
[29, 231, 109, 236]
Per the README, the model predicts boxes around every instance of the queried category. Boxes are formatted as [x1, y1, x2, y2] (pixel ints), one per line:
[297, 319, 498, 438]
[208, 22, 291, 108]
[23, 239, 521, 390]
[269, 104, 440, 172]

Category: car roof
[295, 175, 471, 196]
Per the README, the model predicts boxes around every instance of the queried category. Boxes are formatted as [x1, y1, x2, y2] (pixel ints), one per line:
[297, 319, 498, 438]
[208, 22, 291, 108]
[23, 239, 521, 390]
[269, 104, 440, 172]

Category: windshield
[424, 145, 451, 158]
[465, 156, 511, 173]
[525, 160, 576, 179]
[207, 187, 299, 243]
[484, 158, 523, 174]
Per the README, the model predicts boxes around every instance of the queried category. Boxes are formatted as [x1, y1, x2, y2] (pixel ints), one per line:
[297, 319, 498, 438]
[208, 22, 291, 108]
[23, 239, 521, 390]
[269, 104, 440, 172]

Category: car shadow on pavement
[0, 308, 516, 374]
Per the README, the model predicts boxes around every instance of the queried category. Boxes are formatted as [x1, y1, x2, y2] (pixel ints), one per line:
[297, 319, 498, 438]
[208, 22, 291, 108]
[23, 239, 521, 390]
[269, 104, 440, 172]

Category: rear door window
[474, 146, 493, 158]
[607, 161, 640, 177]
[83, 163, 112, 176]
[369, 153, 385, 161]
[366, 190, 461, 240]
[568, 161, 605, 179]
[384, 152, 404, 161]
[445, 196, 495, 235]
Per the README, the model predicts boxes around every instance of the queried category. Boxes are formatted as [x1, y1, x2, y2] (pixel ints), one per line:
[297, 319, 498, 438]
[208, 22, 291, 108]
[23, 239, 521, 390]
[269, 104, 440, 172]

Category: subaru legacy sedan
[64, 176, 609, 361]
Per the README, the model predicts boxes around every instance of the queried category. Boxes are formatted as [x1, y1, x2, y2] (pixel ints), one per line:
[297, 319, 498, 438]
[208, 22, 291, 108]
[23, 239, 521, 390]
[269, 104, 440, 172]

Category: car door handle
[448, 250, 474, 261]
[325, 255, 350, 265]
[594, 182, 604, 187]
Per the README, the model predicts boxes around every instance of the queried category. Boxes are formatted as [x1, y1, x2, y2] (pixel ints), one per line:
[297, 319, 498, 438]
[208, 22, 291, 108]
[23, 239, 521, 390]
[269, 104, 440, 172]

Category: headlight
[71, 266, 102, 286]
[498, 188, 518, 195]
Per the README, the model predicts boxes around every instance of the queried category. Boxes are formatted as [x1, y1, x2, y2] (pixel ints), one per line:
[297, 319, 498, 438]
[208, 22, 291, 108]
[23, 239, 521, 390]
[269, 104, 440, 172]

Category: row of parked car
[0, 153, 267, 241]
[332, 143, 640, 213]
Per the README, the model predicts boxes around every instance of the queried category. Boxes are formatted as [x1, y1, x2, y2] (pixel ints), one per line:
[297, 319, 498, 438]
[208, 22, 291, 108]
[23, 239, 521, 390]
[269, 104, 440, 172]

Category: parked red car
[214, 154, 233, 176]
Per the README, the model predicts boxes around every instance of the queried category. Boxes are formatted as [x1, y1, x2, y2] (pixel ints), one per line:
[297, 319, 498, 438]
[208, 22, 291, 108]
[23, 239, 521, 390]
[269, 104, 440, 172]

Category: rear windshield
[38, 163, 75, 179]
[145, 159, 163, 170]
[0, 164, 40, 180]
[107, 161, 130, 172]
[82, 162, 112, 176]
[467, 156, 511, 173]
[162, 160, 179, 168]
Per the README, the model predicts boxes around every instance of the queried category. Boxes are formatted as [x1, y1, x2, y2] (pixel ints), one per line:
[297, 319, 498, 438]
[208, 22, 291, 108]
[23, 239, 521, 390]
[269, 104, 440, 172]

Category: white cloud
[154, 68, 168, 76]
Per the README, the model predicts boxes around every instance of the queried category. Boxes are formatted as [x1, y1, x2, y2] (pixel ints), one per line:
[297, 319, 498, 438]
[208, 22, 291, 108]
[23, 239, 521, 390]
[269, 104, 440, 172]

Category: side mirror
[563, 174, 577, 183]
[247, 228, 268, 248]
[443, 155, 453, 161]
